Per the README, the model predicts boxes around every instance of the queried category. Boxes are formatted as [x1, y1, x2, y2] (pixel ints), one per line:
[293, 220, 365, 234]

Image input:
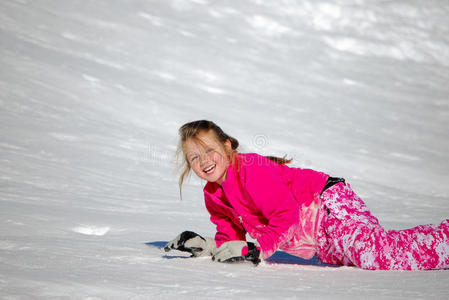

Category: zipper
[238, 215, 247, 233]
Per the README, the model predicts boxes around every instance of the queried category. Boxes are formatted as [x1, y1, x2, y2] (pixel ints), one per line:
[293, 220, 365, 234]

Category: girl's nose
[199, 152, 211, 167]
[199, 153, 207, 165]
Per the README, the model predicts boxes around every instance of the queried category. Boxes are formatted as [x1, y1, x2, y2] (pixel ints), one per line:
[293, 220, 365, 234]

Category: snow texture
[1, 0, 449, 299]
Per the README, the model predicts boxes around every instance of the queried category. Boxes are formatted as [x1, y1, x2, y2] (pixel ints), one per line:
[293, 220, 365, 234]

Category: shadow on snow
[145, 241, 338, 267]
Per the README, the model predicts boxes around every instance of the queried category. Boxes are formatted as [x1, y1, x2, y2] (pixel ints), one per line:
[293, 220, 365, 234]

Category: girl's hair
[177, 120, 292, 197]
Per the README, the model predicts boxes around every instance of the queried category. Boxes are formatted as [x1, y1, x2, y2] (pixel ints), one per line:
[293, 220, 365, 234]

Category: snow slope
[1, 0, 449, 299]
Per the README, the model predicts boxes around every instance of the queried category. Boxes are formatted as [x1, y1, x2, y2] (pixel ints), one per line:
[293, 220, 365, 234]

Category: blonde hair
[177, 120, 292, 197]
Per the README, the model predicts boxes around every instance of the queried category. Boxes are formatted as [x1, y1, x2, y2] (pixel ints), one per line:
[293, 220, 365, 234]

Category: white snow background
[1, 0, 449, 299]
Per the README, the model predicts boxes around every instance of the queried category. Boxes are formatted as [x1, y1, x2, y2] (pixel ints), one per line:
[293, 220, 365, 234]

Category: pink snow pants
[316, 182, 449, 270]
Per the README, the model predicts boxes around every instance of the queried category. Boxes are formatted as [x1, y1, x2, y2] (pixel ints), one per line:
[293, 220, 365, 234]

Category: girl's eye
[190, 155, 198, 162]
[206, 148, 213, 153]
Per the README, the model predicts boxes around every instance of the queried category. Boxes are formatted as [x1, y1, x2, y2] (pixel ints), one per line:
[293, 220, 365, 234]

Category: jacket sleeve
[244, 160, 300, 259]
[204, 193, 246, 248]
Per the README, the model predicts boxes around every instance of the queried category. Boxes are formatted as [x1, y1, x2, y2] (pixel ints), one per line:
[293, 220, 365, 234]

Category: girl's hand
[164, 231, 216, 257]
[212, 241, 262, 265]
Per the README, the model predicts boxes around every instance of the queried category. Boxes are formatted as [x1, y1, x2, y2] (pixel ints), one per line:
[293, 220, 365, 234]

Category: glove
[212, 241, 262, 265]
[164, 231, 216, 257]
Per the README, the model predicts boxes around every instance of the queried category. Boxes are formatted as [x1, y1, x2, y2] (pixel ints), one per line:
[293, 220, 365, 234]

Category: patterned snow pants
[316, 182, 449, 270]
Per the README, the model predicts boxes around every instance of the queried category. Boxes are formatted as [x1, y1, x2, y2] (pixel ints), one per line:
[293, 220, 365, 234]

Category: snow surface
[1, 0, 449, 299]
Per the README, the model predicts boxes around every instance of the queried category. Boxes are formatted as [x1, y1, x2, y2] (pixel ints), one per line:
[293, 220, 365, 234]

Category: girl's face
[184, 130, 232, 185]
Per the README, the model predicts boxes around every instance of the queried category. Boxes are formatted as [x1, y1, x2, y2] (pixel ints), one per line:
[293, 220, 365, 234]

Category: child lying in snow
[165, 120, 449, 270]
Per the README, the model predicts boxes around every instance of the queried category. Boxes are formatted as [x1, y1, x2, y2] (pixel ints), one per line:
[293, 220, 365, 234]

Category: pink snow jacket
[204, 153, 329, 260]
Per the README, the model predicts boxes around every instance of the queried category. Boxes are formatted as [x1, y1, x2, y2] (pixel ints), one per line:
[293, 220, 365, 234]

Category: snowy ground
[1, 0, 449, 299]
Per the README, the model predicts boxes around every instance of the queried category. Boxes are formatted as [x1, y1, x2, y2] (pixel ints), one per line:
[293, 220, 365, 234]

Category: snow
[1, 0, 449, 299]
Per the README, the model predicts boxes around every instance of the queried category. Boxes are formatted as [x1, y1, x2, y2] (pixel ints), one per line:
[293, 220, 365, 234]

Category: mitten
[164, 231, 216, 257]
[212, 240, 262, 265]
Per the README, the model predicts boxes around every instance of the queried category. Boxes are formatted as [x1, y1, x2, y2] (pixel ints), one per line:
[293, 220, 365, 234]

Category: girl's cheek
[192, 164, 201, 174]
[214, 153, 224, 162]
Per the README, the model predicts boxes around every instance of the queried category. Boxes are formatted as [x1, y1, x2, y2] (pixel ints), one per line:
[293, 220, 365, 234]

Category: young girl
[164, 120, 449, 270]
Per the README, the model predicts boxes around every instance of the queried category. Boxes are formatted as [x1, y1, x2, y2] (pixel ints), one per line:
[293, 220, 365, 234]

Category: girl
[164, 120, 449, 270]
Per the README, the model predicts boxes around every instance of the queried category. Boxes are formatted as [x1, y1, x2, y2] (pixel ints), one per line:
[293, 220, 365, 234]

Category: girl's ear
[224, 139, 232, 152]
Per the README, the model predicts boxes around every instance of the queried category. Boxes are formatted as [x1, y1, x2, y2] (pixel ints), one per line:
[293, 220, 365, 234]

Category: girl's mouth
[203, 164, 216, 174]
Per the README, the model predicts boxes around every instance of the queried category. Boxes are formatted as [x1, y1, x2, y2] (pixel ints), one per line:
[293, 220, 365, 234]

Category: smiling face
[184, 130, 232, 185]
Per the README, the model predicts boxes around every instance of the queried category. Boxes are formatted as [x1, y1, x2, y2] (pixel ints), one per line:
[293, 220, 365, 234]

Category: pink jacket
[204, 153, 329, 260]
